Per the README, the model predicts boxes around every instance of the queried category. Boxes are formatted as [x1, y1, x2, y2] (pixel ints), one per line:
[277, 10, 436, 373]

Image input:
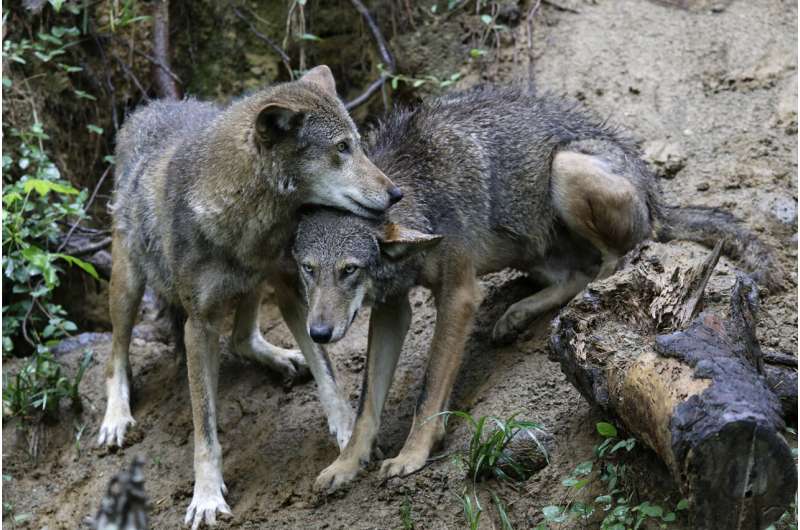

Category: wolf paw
[314, 457, 362, 493]
[235, 336, 309, 382]
[491, 312, 523, 345]
[379, 450, 428, 480]
[184, 483, 231, 529]
[97, 412, 136, 447]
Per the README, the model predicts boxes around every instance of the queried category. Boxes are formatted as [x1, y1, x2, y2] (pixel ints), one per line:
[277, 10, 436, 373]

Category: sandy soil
[3, 0, 797, 528]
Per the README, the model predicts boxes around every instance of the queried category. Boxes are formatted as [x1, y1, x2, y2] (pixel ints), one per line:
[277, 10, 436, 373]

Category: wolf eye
[336, 141, 349, 153]
[342, 264, 358, 276]
[302, 263, 315, 275]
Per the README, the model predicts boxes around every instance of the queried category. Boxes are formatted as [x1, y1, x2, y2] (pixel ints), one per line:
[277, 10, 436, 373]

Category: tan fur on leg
[314, 295, 412, 492]
[98, 230, 144, 447]
[380, 257, 479, 479]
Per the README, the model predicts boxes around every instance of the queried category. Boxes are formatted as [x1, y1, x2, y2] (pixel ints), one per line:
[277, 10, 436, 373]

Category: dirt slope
[3, 1, 796, 528]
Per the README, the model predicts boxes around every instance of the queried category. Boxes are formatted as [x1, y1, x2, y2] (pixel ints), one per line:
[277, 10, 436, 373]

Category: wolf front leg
[98, 230, 145, 447]
[380, 260, 479, 480]
[231, 289, 308, 381]
[183, 313, 232, 529]
[274, 281, 354, 449]
[314, 295, 412, 493]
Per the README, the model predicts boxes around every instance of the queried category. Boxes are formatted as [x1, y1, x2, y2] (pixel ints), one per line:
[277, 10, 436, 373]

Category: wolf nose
[309, 324, 333, 343]
[387, 186, 403, 206]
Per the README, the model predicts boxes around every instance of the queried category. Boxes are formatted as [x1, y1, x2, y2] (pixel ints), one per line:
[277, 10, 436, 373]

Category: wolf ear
[300, 65, 337, 97]
[378, 223, 442, 260]
[255, 104, 305, 146]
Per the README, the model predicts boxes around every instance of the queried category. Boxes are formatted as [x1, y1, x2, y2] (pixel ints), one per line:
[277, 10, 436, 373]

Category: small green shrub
[3, 348, 92, 421]
[439, 410, 545, 483]
[537, 421, 687, 530]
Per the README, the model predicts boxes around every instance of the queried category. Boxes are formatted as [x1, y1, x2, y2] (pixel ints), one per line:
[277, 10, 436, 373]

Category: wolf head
[246, 66, 402, 217]
[292, 209, 441, 343]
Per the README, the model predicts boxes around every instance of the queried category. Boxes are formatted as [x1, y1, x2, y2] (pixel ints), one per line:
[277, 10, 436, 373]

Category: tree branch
[152, 0, 181, 99]
[345, 0, 396, 111]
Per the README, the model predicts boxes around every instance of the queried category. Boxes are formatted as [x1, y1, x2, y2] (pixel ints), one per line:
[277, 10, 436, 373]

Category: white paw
[314, 457, 362, 493]
[184, 482, 231, 529]
[97, 410, 135, 447]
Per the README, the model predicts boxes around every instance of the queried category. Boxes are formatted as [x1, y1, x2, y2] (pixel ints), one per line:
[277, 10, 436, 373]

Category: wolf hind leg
[551, 149, 651, 276]
[231, 288, 308, 382]
[491, 270, 590, 345]
[98, 230, 145, 447]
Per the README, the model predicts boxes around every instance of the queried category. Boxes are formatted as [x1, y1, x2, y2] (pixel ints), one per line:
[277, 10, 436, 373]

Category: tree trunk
[549, 241, 796, 529]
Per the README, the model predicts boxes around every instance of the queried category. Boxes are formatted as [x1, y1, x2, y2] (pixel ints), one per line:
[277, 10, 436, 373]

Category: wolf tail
[653, 204, 783, 292]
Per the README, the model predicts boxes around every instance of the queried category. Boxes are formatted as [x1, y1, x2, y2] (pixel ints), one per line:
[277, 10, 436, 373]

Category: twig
[346, 77, 387, 111]
[525, 0, 543, 95]
[64, 237, 112, 257]
[109, 49, 150, 101]
[151, 0, 181, 99]
[233, 5, 294, 79]
[345, 0, 396, 111]
[350, 0, 395, 71]
[114, 36, 182, 85]
[57, 165, 112, 254]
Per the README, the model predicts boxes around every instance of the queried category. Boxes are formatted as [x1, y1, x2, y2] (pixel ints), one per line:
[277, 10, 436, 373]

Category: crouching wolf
[292, 86, 780, 493]
[99, 66, 401, 528]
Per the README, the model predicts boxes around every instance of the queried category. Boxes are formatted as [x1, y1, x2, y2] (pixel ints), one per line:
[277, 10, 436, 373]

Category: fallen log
[549, 241, 796, 529]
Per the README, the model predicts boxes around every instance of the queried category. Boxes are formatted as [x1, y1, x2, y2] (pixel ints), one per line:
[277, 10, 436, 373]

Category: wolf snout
[309, 323, 334, 343]
[387, 185, 403, 206]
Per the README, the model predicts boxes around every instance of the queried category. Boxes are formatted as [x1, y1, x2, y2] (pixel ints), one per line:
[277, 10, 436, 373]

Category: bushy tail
[654, 205, 783, 292]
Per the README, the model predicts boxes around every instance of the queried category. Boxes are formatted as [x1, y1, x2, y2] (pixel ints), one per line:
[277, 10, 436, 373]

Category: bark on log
[549, 241, 796, 529]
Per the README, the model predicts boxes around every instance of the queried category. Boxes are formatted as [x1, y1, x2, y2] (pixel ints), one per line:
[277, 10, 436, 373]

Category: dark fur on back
[296, 85, 778, 297]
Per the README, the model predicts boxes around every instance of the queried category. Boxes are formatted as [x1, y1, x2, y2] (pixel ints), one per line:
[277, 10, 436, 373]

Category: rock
[643, 140, 686, 179]
[696, 182, 710, 191]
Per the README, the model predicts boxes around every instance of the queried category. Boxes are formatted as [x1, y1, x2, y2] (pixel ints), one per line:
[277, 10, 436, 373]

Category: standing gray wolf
[98, 66, 401, 528]
[291, 86, 779, 493]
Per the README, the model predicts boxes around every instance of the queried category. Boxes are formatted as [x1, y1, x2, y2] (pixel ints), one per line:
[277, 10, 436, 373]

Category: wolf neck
[186, 105, 303, 262]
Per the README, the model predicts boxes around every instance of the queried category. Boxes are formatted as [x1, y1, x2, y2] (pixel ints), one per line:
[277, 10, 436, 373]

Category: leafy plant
[3, 348, 92, 421]
[459, 489, 483, 530]
[399, 495, 414, 530]
[439, 410, 545, 483]
[538, 421, 686, 530]
[377, 63, 462, 91]
[2, 122, 98, 356]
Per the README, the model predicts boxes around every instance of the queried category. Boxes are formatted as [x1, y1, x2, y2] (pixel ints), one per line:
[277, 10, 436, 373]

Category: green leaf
[662, 512, 676, 522]
[23, 179, 78, 197]
[412, 79, 425, 88]
[574, 460, 593, 476]
[676, 499, 689, 511]
[73, 89, 96, 101]
[480, 14, 493, 25]
[470, 48, 487, 58]
[596, 422, 618, 438]
[637, 502, 663, 517]
[86, 124, 104, 135]
[54, 254, 99, 279]
[542, 505, 564, 522]
[299, 33, 322, 41]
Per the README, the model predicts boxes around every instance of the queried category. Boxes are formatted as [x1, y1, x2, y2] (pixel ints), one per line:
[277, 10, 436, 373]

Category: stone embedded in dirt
[499, 428, 554, 481]
[643, 140, 686, 179]
[695, 181, 710, 191]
